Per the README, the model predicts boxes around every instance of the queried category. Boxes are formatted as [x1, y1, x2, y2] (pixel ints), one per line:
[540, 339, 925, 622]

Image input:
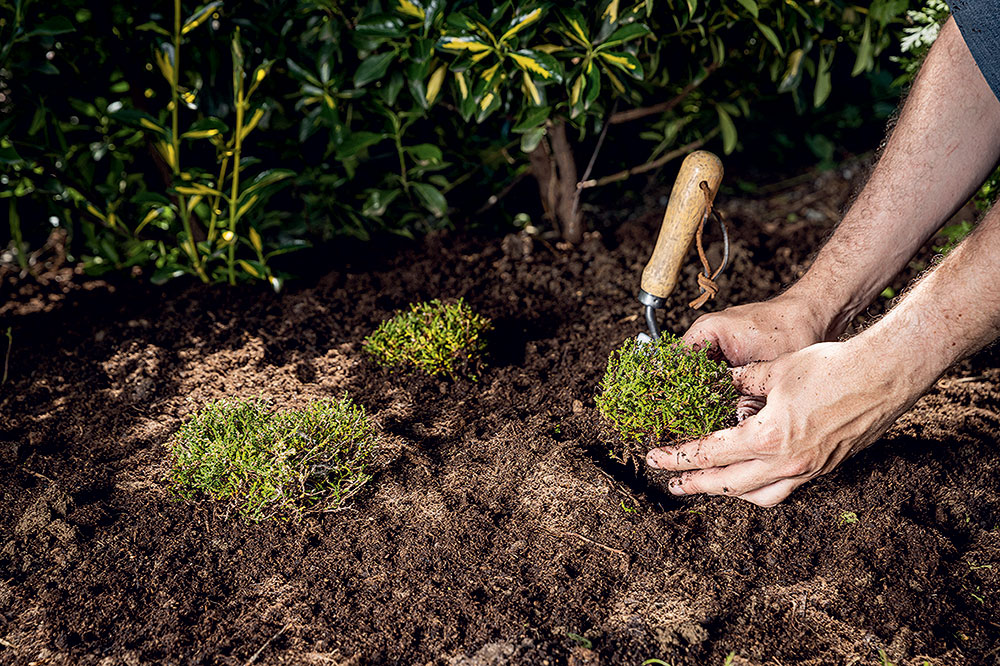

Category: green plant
[169, 396, 377, 521]
[2, 0, 918, 284]
[363, 298, 492, 379]
[839, 510, 859, 526]
[2, 326, 11, 384]
[596, 334, 737, 447]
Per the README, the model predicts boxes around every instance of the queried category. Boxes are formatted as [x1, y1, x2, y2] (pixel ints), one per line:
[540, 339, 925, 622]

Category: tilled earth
[2, 164, 999, 665]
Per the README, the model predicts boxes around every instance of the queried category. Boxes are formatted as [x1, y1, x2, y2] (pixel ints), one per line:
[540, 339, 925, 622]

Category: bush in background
[2, 0, 919, 285]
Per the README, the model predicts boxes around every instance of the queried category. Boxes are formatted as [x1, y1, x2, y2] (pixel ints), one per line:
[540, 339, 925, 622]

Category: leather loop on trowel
[689, 180, 728, 310]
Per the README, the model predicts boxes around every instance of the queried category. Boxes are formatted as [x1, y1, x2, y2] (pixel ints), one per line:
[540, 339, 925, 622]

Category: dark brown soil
[2, 163, 999, 666]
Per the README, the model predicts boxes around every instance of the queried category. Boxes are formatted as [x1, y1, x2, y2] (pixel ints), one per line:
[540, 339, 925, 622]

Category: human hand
[682, 293, 838, 366]
[646, 337, 933, 506]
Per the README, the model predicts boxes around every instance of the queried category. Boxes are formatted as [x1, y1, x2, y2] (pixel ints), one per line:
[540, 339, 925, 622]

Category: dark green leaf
[28, 16, 75, 36]
[356, 13, 407, 39]
[716, 105, 737, 155]
[520, 126, 545, 153]
[598, 22, 650, 48]
[513, 105, 551, 132]
[734, 0, 758, 19]
[354, 52, 395, 87]
[336, 131, 386, 159]
[412, 182, 447, 217]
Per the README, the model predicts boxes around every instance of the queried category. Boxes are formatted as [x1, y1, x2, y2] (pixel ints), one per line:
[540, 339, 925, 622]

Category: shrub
[2, 0, 917, 284]
[169, 397, 377, 521]
[596, 334, 736, 447]
[363, 298, 491, 379]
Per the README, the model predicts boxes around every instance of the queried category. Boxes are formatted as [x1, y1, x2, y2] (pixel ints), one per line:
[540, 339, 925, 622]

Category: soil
[2, 161, 999, 666]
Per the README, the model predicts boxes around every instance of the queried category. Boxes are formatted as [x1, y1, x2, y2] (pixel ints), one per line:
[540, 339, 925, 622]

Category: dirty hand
[646, 337, 931, 507]
[682, 293, 838, 366]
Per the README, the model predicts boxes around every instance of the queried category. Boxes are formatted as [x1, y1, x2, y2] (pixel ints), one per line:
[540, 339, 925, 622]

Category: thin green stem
[207, 155, 229, 243]
[393, 120, 408, 193]
[171, 0, 208, 282]
[8, 199, 28, 271]
[228, 75, 245, 285]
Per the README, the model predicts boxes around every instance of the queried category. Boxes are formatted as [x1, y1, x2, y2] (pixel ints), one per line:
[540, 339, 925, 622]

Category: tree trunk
[528, 119, 583, 244]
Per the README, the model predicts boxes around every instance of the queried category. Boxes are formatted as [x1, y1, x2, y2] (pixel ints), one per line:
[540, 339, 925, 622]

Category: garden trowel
[637, 150, 728, 343]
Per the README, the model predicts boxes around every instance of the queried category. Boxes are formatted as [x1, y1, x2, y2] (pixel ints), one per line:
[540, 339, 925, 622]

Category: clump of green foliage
[169, 397, 377, 522]
[3, 0, 916, 284]
[596, 334, 737, 447]
[363, 298, 491, 379]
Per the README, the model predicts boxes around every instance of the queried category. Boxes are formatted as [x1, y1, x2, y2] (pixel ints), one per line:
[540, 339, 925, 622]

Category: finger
[667, 460, 774, 497]
[646, 425, 754, 471]
[735, 478, 801, 507]
[736, 395, 766, 421]
[681, 321, 721, 354]
[731, 359, 778, 396]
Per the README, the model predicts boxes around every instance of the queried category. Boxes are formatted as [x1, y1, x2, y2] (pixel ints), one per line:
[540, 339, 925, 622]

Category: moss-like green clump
[169, 397, 377, 522]
[362, 298, 492, 379]
[596, 334, 737, 447]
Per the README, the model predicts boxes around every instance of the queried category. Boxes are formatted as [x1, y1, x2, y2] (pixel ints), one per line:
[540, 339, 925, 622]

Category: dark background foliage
[2, 0, 923, 286]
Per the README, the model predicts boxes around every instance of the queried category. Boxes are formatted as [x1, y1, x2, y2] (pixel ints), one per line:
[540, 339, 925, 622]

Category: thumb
[731, 359, 778, 396]
[682, 321, 721, 356]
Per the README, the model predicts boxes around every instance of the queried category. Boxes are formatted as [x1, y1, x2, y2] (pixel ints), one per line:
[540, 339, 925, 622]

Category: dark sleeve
[952, 1, 1000, 103]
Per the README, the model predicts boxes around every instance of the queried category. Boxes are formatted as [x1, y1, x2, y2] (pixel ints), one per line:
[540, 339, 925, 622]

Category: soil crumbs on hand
[2, 162, 998, 666]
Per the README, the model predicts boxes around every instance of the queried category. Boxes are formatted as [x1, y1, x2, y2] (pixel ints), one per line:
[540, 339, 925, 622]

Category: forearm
[853, 199, 1000, 394]
[788, 17, 1000, 336]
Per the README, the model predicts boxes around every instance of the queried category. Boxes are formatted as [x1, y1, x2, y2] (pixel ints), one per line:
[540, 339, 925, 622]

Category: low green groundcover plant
[597, 334, 737, 448]
[169, 397, 377, 521]
[363, 298, 492, 379]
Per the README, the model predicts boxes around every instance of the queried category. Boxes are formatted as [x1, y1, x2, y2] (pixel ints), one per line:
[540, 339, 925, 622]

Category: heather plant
[169, 397, 377, 521]
[597, 334, 737, 448]
[363, 298, 492, 379]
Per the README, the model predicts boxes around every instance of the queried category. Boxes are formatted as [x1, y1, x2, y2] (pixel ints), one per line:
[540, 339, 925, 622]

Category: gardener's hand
[683, 293, 839, 366]
[646, 337, 931, 506]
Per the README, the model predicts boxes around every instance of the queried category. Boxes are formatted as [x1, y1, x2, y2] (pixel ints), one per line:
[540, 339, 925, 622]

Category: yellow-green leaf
[481, 62, 501, 84]
[175, 183, 223, 197]
[522, 72, 542, 105]
[154, 46, 174, 84]
[426, 65, 447, 104]
[186, 194, 203, 213]
[455, 71, 469, 99]
[240, 108, 265, 141]
[237, 259, 261, 278]
[182, 0, 223, 35]
[249, 227, 263, 253]
[85, 203, 107, 222]
[155, 141, 177, 170]
[602, 0, 621, 24]
[570, 73, 585, 106]
[139, 117, 167, 135]
[136, 207, 162, 234]
[397, 0, 425, 19]
[235, 193, 259, 221]
[181, 128, 221, 140]
[509, 52, 557, 80]
[500, 7, 543, 44]
[439, 36, 492, 53]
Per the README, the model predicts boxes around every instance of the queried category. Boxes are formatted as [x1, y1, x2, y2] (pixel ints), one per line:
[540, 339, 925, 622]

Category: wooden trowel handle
[640, 150, 723, 300]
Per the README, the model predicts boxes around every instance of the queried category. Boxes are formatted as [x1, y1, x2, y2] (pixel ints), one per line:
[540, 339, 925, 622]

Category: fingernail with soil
[646, 449, 666, 468]
[668, 478, 685, 495]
